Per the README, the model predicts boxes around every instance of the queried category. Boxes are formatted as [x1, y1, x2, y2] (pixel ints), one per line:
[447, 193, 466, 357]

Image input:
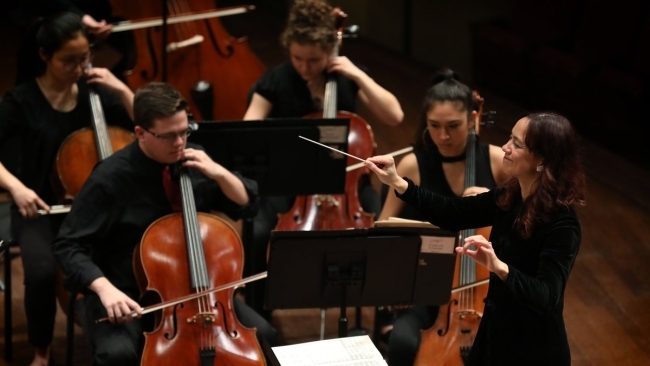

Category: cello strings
[178, 0, 197, 37]
[168, 0, 185, 41]
[180, 172, 209, 314]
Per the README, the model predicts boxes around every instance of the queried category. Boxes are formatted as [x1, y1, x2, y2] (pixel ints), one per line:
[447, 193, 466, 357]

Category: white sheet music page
[271, 335, 387, 366]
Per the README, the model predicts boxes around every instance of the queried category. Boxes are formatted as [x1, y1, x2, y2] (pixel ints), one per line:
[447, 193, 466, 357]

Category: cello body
[276, 110, 376, 231]
[135, 213, 265, 365]
[413, 226, 491, 366]
[110, 0, 266, 120]
[54, 82, 134, 321]
[56, 126, 134, 199]
[134, 167, 265, 366]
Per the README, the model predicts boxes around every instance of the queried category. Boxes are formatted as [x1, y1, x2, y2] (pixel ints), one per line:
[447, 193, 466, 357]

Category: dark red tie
[162, 165, 182, 212]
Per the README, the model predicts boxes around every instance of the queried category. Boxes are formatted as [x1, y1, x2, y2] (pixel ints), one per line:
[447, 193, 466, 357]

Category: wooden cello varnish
[413, 91, 491, 365]
[134, 165, 265, 366]
[55, 83, 134, 199]
[109, 0, 266, 120]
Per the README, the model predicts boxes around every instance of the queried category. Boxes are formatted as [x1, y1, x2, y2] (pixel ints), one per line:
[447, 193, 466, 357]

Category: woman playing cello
[0, 12, 133, 366]
[52, 82, 277, 366]
[243, 0, 404, 318]
[377, 68, 508, 365]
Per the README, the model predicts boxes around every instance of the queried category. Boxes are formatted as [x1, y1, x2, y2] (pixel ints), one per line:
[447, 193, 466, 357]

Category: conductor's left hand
[457, 235, 510, 281]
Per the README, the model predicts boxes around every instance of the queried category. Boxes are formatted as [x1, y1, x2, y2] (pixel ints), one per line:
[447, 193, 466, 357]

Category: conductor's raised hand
[365, 155, 408, 194]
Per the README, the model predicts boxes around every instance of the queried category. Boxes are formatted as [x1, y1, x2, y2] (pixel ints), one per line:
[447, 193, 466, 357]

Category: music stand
[265, 226, 458, 338]
[188, 118, 351, 196]
[188, 118, 351, 311]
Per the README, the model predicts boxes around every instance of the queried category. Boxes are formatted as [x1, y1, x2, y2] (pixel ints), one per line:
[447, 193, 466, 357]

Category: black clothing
[53, 141, 277, 365]
[0, 78, 131, 348]
[386, 141, 496, 366]
[398, 141, 496, 221]
[23, 0, 112, 20]
[386, 305, 438, 366]
[0, 79, 132, 205]
[10, 211, 65, 348]
[77, 291, 275, 366]
[52, 142, 254, 295]
[14, 1, 133, 85]
[396, 178, 580, 366]
[247, 61, 360, 118]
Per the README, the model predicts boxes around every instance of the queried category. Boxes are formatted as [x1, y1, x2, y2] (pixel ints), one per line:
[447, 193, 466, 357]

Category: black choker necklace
[440, 152, 466, 163]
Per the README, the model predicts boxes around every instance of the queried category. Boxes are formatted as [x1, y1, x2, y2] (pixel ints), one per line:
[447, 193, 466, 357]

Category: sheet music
[271, 335, 387, 366]
[374, 217, 438, 228]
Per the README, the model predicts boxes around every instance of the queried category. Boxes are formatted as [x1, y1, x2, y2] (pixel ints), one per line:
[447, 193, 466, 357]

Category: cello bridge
[315, 195, 340, 207]
[187, 312, 216, 324]
[457, 309, 483, 319]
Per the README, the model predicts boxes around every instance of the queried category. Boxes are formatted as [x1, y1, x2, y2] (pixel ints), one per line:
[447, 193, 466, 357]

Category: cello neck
[178, 166, 211, 290]
[322, 42, 340, 119]
[322, 7, 348, 119]
[87, 70, 113, 160]
[459, 119, 479, 284]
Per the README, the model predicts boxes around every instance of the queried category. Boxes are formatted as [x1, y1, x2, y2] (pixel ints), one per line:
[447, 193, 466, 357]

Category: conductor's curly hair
[280, 0, 337, 52]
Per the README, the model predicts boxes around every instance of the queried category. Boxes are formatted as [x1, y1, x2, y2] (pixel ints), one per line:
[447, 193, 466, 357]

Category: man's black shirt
[52, 141, 258, 296]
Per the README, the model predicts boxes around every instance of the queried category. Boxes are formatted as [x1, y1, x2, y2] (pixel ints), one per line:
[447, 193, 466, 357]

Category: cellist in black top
[242, 0, 404, 318]
[376, 68, 508, 366]
[0, 12, 133, 366]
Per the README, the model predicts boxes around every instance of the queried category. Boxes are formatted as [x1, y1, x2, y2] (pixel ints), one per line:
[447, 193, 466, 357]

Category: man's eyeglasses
[143, 127, 193, 143]
[59, 53, 94, 72]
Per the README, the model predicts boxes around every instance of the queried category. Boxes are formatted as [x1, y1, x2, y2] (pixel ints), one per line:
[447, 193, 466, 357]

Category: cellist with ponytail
[376, 68, 508, 366]
[0, 12, 132, 366]
[52, 82, 278, 366]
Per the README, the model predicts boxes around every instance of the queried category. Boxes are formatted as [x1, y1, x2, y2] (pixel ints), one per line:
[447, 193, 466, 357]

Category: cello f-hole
[205, 20, 234, 58]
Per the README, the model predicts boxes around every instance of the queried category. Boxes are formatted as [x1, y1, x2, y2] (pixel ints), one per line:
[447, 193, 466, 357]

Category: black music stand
[188, 118, 351, 313]
[188, 118, 351, 196]
[265, 226, 458, 338]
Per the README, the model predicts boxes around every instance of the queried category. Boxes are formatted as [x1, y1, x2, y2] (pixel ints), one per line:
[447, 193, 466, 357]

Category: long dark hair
[413, 68, 475, 151]
[497, 112, 586, 238]
[15, 12, 88, 83]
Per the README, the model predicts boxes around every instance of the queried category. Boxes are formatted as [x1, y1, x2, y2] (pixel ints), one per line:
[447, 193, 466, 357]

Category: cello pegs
[343, 25, 359, 39]
[480, 110, 496, 127]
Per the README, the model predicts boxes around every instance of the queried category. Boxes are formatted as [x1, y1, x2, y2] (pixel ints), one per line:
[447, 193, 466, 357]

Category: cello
[274, 7, 376, 232]
[271, 7, 375, 340]
[55, 76, 135, 200]
[413, 91, 493, 366]
[108, 0, 266, 120]
[54, 74, 135, 325]
[134, 164, 266, 365]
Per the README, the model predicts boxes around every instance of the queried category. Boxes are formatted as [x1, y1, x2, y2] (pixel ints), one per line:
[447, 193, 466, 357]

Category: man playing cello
[52, 82, 277, 365]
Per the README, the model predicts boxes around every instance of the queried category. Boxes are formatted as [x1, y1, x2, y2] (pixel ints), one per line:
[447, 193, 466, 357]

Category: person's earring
[421, 127, 431, 146]
[536, 165, 543, 172]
